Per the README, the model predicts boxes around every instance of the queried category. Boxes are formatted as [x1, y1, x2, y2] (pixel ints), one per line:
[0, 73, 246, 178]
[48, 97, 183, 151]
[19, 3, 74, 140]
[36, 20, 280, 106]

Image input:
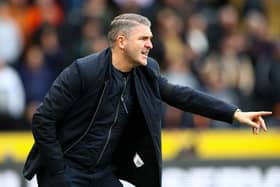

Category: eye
[140, 36, 150, 41]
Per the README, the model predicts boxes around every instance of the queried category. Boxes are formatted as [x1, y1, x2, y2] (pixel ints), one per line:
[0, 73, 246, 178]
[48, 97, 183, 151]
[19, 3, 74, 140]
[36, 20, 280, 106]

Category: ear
[116, 35, 126, 50]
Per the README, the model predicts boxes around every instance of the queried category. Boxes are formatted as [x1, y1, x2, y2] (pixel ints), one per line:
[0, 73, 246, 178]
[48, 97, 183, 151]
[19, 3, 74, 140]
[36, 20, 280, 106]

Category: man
[23, 13, 271, 187]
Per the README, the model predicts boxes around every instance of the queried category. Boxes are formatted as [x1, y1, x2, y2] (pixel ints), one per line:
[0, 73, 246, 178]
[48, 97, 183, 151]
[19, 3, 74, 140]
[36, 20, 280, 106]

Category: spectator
[207, 4, 239, 52]
[24, 0, 64, 44]
[243, 11, 274, 66]
[254, 39, 280, 111]
[7, 0, 30, 44]
[18, 44, 55, 124]
[184, 13, 209, 58]
[199, 33, 255, 127]
[244, 11, 275, 110]
[163, 51, 201, 129]
[73, 16, 106, 58]
[0, 57, 25, 129]
[0, 0, 23, 65]
[82, 0, 114, 31]
[156, 8, 184, 66]
[203, 32, 255, 100]
[60, 0, 85, 25]
[35, 24, 69, 75]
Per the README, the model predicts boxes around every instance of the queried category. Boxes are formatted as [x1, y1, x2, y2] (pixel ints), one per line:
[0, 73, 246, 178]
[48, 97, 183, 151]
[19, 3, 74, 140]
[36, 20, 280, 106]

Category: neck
[111, 48, 133, 73]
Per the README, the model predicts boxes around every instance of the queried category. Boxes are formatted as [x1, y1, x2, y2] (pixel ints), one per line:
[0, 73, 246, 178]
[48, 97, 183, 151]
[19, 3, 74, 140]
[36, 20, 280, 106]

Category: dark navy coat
[23, 48, 238, 187]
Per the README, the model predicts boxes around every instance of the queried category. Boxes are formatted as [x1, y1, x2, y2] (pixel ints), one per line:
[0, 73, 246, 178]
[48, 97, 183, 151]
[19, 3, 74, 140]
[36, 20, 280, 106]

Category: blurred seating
[0, 0, 279, 130]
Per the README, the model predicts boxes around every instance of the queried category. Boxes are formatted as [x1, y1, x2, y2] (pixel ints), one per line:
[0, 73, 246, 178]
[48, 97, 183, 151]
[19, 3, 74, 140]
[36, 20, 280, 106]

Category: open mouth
[141, 50, 149, 58]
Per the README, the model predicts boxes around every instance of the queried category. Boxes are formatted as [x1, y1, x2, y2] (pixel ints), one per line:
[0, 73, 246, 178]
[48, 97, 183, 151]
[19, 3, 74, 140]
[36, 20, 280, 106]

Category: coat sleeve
[159, 75, 238, 124]
[31, 61, 83, 175]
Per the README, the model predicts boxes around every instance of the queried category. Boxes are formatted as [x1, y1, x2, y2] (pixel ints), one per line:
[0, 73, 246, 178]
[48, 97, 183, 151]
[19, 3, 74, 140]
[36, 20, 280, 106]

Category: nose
[145, 39, 153, 49]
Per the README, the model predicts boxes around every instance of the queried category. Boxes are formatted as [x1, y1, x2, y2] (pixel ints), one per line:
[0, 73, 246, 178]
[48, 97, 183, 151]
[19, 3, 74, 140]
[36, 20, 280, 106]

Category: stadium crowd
[0, 0, 279, 130]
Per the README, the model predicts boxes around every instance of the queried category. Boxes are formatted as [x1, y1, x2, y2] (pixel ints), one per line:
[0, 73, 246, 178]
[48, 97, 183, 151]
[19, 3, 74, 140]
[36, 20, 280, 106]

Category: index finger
[256, 111, 272, 116]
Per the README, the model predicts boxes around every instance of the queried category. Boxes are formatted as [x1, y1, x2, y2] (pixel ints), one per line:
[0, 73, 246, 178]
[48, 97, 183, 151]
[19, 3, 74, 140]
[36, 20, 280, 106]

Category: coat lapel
[133, 67, 162, 151]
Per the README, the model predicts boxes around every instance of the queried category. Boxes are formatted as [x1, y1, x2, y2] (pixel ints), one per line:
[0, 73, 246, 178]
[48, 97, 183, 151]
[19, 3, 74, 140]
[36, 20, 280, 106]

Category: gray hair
[107, 13, 151, 47]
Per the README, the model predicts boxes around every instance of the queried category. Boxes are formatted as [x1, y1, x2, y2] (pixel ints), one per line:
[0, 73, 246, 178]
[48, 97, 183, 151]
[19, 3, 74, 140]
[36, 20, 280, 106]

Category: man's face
[123, 24, 153, 67]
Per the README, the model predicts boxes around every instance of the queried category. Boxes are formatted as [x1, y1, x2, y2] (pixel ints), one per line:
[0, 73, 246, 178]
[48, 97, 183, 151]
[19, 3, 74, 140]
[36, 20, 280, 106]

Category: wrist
[233, 108, 242, 123]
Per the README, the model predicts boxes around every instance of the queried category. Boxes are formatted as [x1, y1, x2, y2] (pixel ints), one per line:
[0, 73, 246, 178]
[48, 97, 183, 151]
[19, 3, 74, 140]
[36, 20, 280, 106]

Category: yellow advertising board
[0, 129, 279, 163]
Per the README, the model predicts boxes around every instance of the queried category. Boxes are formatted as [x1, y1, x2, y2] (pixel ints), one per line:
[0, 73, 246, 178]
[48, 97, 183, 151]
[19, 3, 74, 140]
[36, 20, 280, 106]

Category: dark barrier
[1, 159, 280, 187]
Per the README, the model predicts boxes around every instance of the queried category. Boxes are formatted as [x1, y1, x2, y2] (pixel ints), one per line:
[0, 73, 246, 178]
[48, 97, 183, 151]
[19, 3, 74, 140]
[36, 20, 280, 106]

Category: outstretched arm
[233, 110, 272, 134]
[156, 64, 272, 131]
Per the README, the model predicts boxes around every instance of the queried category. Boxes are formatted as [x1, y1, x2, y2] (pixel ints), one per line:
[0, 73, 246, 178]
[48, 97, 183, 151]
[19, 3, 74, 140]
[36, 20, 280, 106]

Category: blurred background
[0, 0, 280, 186]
